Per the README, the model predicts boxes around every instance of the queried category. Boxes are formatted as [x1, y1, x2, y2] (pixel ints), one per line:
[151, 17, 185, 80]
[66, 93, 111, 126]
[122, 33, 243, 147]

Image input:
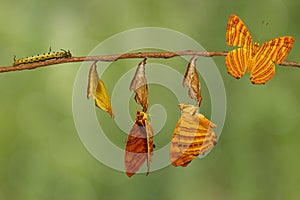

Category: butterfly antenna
[147, 113, 154, 118]
[13, 55, 16, 61]
[48, 46, 52, 53]
[258, 19, 269, 44]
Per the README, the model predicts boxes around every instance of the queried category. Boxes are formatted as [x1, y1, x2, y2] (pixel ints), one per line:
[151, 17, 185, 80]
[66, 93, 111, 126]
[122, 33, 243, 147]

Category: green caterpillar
[13, 49, 72, 66]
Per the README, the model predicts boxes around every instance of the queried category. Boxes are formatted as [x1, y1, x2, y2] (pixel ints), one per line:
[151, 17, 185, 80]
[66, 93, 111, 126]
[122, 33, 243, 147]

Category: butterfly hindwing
[250, 60, 275, 84]
[225, 48, 251, 79]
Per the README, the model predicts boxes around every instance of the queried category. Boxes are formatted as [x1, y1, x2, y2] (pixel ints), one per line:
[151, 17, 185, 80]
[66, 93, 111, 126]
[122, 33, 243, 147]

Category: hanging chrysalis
[183, 56, 202, 106]
[129, 58, 148, 112]
[124, 110, 155, 177]
[170, 104, 217, 167]
[87, 62, 114, 117]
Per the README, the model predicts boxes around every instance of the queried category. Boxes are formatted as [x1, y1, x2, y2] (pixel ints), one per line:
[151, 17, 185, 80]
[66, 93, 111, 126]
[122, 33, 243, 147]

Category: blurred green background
[0, 0, 300, 199]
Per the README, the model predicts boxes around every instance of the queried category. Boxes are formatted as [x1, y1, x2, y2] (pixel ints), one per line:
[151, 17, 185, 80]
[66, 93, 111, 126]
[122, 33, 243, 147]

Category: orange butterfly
[226, 14, 294, 84]
[124, 110, 155, 177]
[170, 104, 217, 167]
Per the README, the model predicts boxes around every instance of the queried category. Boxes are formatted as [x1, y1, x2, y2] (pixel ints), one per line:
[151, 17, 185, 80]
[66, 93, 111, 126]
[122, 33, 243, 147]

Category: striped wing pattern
[250, 37, 294, 84]
[226, 14, 254, 48]
[124, 111, 154, 177]
[226, 14, 254, 80]
[226, 48, 252, 79]
[170, 104, 217, 167]
[226, 14, 294, 84]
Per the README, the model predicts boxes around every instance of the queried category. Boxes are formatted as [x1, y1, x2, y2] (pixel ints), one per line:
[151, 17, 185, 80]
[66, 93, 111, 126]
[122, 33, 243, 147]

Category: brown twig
[0, 50, 299, 73]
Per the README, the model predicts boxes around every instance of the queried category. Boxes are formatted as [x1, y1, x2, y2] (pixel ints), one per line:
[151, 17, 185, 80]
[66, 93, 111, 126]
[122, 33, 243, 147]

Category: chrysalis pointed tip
[126, 172, 134, 178]
[108, 109, 115, 118]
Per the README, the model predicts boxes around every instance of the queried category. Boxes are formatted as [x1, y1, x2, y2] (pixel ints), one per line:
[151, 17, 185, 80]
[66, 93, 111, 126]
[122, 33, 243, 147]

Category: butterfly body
[226, 14, 294, 84]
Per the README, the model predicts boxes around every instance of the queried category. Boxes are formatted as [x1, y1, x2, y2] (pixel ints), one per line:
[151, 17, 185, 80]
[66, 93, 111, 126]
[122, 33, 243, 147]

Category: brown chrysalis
[183, 56, 202, 106]
[129, 58, 148, 112]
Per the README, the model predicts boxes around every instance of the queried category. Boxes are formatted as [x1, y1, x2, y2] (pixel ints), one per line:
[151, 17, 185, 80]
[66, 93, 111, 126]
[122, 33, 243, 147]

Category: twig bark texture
[0, 50, 299, 73]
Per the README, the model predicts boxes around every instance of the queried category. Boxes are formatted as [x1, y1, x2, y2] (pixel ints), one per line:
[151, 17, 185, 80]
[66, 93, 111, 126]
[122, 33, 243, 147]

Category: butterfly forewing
[226, 14, 254, 48]
[253, 37, 294, 67]
[124, 111, 154, 177]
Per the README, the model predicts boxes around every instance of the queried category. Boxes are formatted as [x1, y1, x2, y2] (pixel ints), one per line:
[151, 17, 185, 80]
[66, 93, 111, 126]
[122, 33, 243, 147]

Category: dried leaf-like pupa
[87, 62, 99, 99]
[130, 58, 148, 112]
[183, 56, 202, 106]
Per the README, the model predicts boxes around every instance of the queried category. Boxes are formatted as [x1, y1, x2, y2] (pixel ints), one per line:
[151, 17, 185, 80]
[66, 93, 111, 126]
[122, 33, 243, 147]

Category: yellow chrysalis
[87, 62, 114, 117]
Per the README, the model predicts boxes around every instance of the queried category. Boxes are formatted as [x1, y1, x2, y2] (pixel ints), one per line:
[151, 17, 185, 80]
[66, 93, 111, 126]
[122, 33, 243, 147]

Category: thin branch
[0, 50, 299, 73]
